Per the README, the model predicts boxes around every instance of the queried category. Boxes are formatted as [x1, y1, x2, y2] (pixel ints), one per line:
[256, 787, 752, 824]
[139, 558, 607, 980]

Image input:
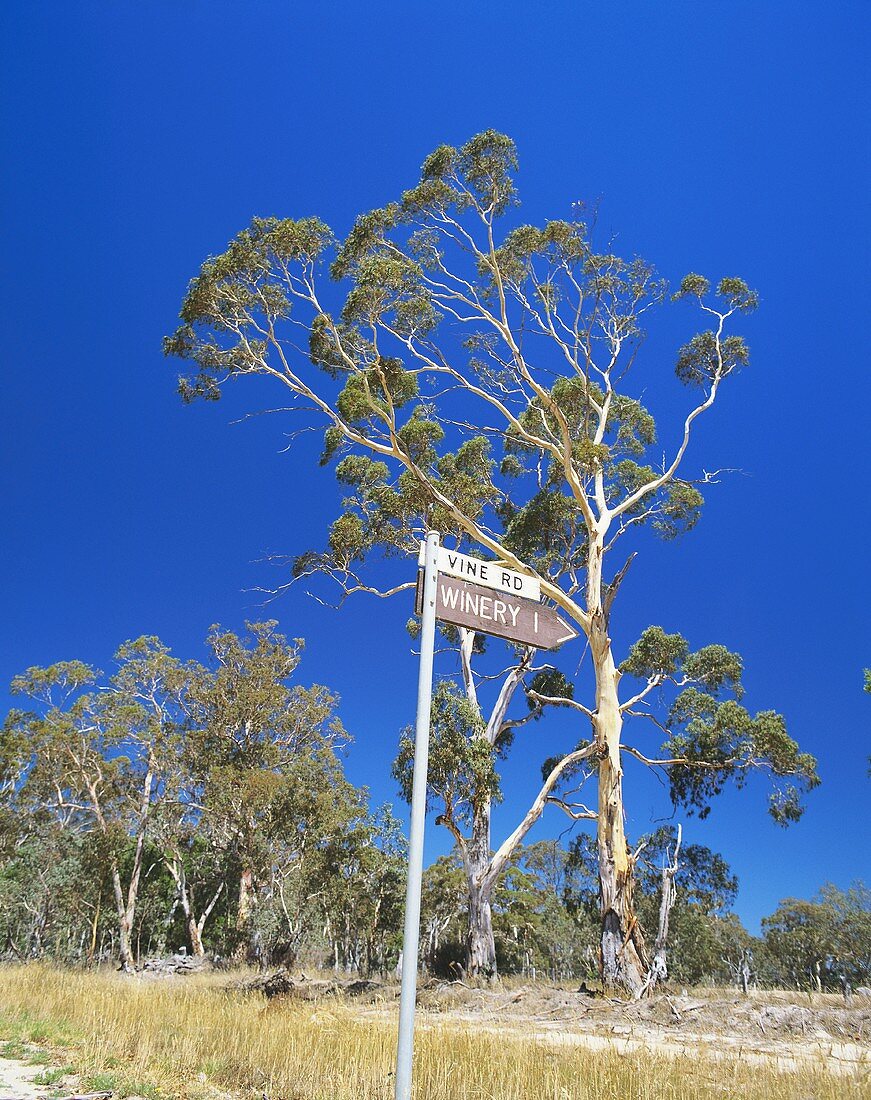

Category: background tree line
[0, 623, 404, 974]
[1, 625, 866, 991]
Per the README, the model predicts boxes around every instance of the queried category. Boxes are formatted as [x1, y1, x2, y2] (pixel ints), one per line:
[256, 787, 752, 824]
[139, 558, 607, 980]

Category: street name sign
[434, 575, 577, 650]
[435, 546, 541, 601]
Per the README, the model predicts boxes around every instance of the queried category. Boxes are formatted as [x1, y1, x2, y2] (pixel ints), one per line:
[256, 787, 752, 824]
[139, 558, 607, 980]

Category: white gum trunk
[641, 825, 681, 997]
[589, 536, 648, 995]
[188, 918, 205, 957]
[467, 875, 497, 979]
[112, 858, 134, 972]
[459, 627, 500, 980]
[109, 859, 135, 972]
[466, 798, 497, 979]
[233, 868, 254, 961]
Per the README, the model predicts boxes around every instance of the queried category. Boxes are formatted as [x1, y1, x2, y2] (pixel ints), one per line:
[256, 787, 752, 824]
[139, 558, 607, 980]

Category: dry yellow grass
[0, 965, 865, 1100]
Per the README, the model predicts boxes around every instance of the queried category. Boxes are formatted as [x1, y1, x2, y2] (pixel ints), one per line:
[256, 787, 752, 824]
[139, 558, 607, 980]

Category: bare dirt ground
[408, 981, 871, 1077]
[0, 1052, 79, 1100]
[0, 1055, 46, 1100]
[247, 973, 870, 1079]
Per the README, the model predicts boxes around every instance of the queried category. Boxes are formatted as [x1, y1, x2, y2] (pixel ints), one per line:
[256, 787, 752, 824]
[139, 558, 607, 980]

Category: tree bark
[466, 798, 497, 978]
[163, 853, 222, 957]
[467, 876, 496, 979]
[237, 868, 253, 929]
[108, 858, 135, 972]
[88, 897, 101, 964]
[234, 868, 255, 961]
[640, 825, 681, 997]
[589, 540, 648, 996]
[156, 895, 179, 956]
[85, 766, 152, 974]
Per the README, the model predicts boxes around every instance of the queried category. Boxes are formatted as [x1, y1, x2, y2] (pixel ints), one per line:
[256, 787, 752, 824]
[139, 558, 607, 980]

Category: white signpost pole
[394, 530, 439, 1100]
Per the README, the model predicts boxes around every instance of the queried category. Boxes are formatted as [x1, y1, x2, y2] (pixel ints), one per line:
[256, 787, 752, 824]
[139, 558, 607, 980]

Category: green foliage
[498, 489, 587, 576]
[683, 644, 744, 697]
[665, 690, 819, 824]
[10, 660, 99, 700]
[335, 358, 420, 425]
[673, 273, 710, 301]
[301, 428, 500, 576]
[401, 130, 518, 221]
[419, 854, 467, 973]
[621, 626, 688, 679]
[657, 480, 705, 538]
[637, 826, 738, 916]
[675, 331, 750, 386]
[526, 668, 574, 710]
[619, 631, 818, 823]
[717, 277, 759, 312]
[166, 216, 334, 401]
[393, 680, 497, 825]
[564, 827, 754, 985]
[673, 273, 758, 313]
[0, 622, 380, 968]
[762, 883, 871, 989]
[419, 843, 599, 980]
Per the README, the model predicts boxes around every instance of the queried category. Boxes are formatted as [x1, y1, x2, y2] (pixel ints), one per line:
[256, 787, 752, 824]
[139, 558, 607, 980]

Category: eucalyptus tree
[495, 841, 597, 980]
[419, 854, 467, 974]
[393, 667, 573, 978]
[183, 621, 353, 962]
[165, 131, 819, 993]
[763, 883, 871, 992]
[318, 804, 406, 975]
[5, 639, 189, 970]
[632, 824, 741, 990]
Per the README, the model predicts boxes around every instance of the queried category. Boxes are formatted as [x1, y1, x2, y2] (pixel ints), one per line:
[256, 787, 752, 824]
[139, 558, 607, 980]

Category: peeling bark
[467, 877, 497, 978]
[640, 825, 681, 997]
[465, 795, 497, 978]
[589, 539, 648, 996]
[234, 868, 255, 961]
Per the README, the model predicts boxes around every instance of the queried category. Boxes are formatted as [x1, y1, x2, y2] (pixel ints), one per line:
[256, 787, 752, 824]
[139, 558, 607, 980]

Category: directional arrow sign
[426, 546, 541, 602]
[434, 575, 578, 650]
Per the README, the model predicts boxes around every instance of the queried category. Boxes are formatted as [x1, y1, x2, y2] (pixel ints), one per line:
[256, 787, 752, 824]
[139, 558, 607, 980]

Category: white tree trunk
[467, 876, 497, 979]
[640, 825, 681, 998]
[589, 539, 648, 996]
[466, 795, 497, 978]
[234, 868, 254, 960]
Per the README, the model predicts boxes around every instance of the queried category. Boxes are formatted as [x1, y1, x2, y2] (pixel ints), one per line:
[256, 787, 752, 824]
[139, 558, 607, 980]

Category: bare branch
[546, 795, 598, 821]
[485, 740, 603, 888]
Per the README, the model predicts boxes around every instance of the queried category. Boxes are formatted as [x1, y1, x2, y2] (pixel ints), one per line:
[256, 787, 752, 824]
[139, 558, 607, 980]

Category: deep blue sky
[1, 3, 868, 933]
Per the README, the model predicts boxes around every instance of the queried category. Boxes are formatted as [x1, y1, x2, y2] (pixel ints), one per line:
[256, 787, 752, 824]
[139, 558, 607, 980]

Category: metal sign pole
[394, 530, 439, 1100]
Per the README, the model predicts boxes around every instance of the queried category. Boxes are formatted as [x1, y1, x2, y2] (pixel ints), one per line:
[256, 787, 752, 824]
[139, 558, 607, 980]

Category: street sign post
[394, 531, 439, 1100]
[397, 539, 578, 1098]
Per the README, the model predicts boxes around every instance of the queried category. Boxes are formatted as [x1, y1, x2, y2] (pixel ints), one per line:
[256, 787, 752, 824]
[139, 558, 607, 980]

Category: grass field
[0, 965, 866, 1099]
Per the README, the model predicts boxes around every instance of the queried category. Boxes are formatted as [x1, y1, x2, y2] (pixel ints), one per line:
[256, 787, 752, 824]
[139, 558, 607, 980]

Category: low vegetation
[0, 966, 867, 1100]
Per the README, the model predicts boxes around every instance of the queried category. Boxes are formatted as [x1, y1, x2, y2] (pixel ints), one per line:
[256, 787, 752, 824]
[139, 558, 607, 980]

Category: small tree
[419, 854, 466, 975]
[319, 804, 407, 975]
[166, 131, 819, 992]
[5, 640, 188, 970]
[763, 883, 870, 992]
[180, 621, 354, 964]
